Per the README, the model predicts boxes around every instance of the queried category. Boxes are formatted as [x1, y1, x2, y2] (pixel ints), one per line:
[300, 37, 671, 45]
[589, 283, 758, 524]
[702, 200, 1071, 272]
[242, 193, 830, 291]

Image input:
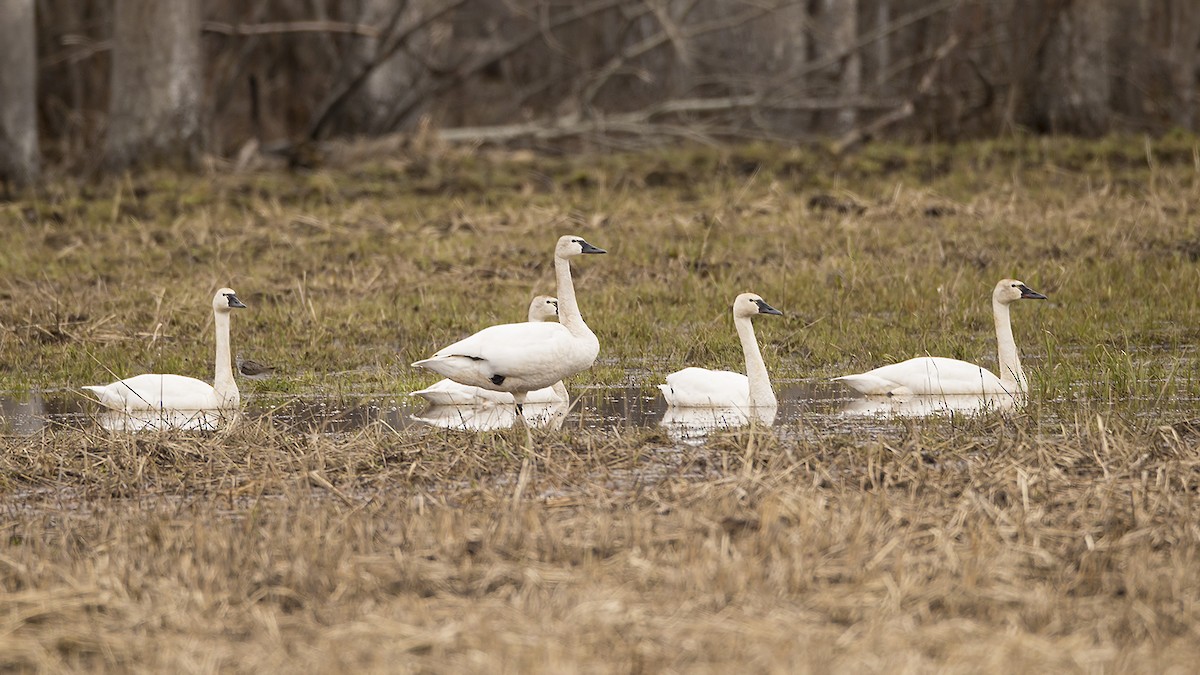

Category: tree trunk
[0, 0, 39, 185]
[1168, 0, 1199, 130]
[104, 0, 203, 170]
[812, 0, 861, 133]
[354, 0, 430, 135]
[1016, 0, 1111, 135]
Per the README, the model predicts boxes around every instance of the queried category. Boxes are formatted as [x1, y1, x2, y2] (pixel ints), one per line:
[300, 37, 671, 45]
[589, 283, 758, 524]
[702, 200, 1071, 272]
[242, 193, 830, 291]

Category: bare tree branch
[305, 0, 467, 141]
[832, 34, 961, 153]
[377, 0, 642, 133]
[436, 93, 906, 145]
[202, 20, 381, 38]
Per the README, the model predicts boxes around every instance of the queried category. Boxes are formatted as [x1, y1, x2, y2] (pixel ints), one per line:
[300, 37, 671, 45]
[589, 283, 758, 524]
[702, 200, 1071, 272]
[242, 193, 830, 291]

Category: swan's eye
[1011, 284, 1018, 287]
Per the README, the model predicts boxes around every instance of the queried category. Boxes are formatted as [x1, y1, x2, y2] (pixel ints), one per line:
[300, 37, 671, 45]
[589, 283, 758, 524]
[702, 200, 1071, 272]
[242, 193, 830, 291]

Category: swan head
[993, 279, 1047, 305]
[733, 292, 783, 319]
[528, 295, 559, 322]
[213, 288, 247, 313]
[555, 235, 606, 258]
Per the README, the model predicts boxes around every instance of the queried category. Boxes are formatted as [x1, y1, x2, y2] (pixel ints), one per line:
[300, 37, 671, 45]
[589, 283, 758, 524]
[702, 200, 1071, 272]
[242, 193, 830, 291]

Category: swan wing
[837, 357, 1011, 396]
[660, 367, 750, 407]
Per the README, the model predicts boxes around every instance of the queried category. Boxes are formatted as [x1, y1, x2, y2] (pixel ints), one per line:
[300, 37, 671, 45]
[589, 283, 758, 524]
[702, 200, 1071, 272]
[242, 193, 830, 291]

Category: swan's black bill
[225, 293, 247, 309]
[579, 240, 607, 254]
[1018, 285, 1046, 300]
[755, 299, 783, 315]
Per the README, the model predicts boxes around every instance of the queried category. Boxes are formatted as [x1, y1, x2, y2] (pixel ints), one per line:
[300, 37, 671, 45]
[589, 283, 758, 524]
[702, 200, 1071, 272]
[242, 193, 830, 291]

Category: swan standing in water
[83, 288, 247, 411]
[835, 278, 1046, 396]
[412, 235, 606, 412]
[659, 293, 783, 409]
[410, 295, 569, 406]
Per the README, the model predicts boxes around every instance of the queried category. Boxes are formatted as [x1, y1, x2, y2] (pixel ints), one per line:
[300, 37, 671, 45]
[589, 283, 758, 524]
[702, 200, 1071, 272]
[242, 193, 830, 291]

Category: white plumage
[410, 296, 569, 406]
[83, 288, 247, 411]
[659, 292, 782, 409]
[835, 278, 1046, 396]
[412, 235, 606, 410]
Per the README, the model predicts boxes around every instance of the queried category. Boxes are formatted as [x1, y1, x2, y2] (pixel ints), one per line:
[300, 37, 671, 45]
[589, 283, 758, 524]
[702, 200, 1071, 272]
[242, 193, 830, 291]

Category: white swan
[411, 399, 569, 432]
[83, 288, 247, 411]
[839, 393, 1017, 418]
[410, 295, 569, 406]
[835, 278, 1047, 396]
[659, 292, 783, 409]
[412, 235, 606, 411]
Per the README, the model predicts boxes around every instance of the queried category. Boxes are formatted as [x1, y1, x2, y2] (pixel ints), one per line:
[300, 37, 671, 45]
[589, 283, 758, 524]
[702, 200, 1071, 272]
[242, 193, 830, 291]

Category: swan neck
[554, 255, 589, 335]
[213, 310, 238, 400]
[993, 298, 1025, 391]
[735, 314, 775, 407]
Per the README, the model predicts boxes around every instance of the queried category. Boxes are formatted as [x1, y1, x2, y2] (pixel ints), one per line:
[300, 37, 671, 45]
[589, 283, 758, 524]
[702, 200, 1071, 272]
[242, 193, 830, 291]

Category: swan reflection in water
[411, 400, 569, 432]
[839, 393, 1017, 418]
[96, 408, 237, 432]
[660, 404, 776, 439]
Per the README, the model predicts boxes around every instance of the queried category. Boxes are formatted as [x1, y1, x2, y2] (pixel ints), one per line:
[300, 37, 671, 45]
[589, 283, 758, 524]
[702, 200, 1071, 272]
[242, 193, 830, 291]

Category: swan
[83, 288, 247, 411]
[839, 393, 1017, 418]
[659, 292, 783, 409]
[410, 295, 569, 406]
[834, 278, 1047, 396]
[412, 235, 606, 411]
[411, 399, 569, 432]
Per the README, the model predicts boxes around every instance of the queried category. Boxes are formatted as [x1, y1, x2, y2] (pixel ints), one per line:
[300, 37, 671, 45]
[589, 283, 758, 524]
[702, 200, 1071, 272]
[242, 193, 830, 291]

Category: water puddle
[2, 382, 1023, 437]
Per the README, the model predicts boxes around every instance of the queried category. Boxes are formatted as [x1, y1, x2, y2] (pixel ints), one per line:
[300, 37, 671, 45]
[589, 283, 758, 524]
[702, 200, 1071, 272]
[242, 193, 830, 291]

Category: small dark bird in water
[236, 353, 277, 380]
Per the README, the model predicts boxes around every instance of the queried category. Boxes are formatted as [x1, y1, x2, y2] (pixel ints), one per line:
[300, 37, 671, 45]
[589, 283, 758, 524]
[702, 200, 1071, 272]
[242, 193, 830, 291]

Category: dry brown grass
[4, 137, 1200, 671]
[3, 413, 1200, 672]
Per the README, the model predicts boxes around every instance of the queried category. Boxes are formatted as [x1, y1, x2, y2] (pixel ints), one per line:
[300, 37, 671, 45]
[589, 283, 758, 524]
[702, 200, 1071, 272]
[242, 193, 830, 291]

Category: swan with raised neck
[835, 278, 1047, 396]
[412, 235, 606, 411]
[83, 288, 247, 411]
[659, 292, 783, 409]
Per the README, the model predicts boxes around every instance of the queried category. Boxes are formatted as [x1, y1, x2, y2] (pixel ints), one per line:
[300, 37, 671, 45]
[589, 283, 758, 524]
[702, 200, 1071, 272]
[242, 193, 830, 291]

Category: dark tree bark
[1011, 0, 1111, 135]
[104, 0, 203, 169]
[811, 0, 861, 133]
[0, 0, 39, 185]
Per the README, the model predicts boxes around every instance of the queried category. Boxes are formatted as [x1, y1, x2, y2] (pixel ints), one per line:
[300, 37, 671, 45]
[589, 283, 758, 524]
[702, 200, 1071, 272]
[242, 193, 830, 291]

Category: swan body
[659, 293, 782, 409]
[83, 288, 247, 411]
[412, 235, 605, 410]
[411, 296, 569, 406]
[835, 279, 1046, 396]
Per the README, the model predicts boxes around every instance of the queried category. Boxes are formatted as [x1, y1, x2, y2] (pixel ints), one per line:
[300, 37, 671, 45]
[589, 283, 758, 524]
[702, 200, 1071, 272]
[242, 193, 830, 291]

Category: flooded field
[0, 381, 1074, 437]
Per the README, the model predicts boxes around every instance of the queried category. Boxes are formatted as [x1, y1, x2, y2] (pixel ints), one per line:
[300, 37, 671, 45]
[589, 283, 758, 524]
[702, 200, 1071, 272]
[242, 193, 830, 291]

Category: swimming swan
[412, 235, 606, 411]
[659, 293, 783, 408]
[835, 278, 1046, 396]
[83, 288, 247, 411]
[410, 296, 569, 406]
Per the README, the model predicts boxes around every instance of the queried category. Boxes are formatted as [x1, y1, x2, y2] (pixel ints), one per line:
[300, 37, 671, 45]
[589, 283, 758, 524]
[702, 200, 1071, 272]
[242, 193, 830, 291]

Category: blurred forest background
[1, 0, 1198, 183]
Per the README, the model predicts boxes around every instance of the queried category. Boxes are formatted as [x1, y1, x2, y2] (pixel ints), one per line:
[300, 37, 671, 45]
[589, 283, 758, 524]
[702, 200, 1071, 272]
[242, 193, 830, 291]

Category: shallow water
[1, 382, 1026, 437]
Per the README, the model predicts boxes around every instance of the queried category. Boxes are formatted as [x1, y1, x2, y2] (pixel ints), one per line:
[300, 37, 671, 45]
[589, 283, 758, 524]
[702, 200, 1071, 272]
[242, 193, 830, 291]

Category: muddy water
[1, 382, 1024, 437]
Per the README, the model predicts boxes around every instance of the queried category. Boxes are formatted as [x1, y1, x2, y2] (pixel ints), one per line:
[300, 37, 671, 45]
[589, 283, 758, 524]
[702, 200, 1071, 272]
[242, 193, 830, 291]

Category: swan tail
[82, 385, 125, 410]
